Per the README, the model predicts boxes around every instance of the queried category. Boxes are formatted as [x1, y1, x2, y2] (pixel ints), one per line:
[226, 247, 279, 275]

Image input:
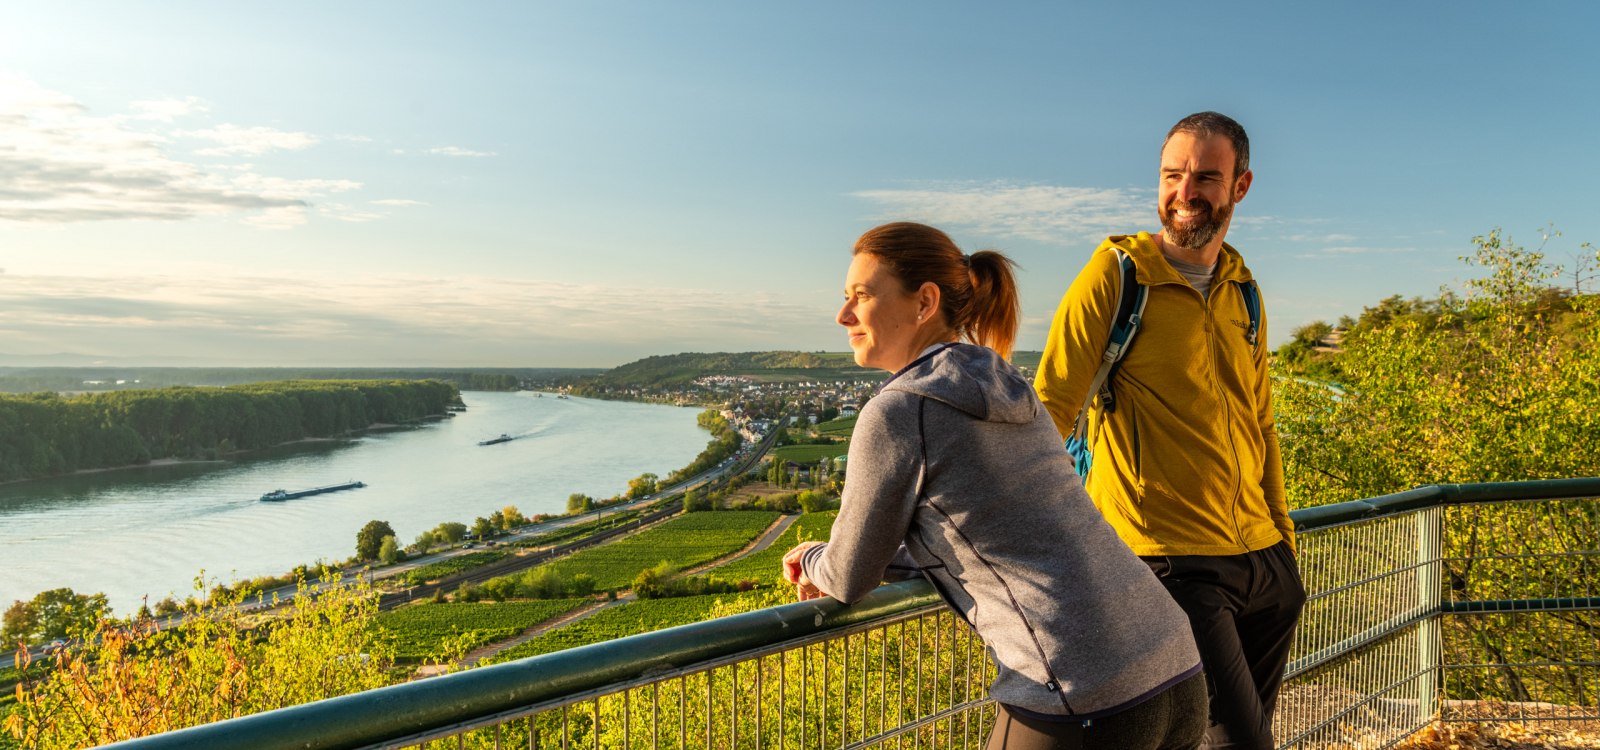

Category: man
[1034, 111, 1304, 750]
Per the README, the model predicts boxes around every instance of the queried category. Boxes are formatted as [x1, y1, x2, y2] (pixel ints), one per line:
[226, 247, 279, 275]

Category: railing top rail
[1289, 477, 1600, 533]
[99, 580, 942, 750]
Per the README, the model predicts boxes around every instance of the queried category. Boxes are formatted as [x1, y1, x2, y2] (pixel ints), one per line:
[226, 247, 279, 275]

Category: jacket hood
[881, 343, 1038, 424]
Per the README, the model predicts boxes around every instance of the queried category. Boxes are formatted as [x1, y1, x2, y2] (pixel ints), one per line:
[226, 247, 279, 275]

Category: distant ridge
[590, 350, 1044, 388]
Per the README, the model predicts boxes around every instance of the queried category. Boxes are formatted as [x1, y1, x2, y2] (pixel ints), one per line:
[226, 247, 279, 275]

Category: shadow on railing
[102, 479, 1600, 750]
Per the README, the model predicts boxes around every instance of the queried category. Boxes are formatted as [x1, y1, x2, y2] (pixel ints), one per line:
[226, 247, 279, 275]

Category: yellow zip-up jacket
[1034, 232, 1293, 557]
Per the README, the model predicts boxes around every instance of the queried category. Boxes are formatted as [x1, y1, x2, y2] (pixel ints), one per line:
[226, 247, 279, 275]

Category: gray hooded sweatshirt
[802, 343, 1200, 717]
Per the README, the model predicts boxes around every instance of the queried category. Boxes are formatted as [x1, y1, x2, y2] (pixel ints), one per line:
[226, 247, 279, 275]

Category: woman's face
[837, 253, 924, 372]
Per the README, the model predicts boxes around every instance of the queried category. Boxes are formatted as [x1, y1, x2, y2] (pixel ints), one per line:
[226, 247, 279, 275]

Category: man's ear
[1233, 169, 1253, 203]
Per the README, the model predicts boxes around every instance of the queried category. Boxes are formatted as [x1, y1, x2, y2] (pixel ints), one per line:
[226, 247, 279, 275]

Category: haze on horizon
[2, 2, 1597, 369]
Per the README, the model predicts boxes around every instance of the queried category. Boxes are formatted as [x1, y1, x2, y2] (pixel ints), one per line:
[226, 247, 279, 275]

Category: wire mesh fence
[370, 496, 1597, 750]
[378, 607, 998, 750]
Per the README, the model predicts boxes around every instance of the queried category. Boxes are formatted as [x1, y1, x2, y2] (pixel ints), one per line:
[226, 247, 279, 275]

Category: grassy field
[769, 444, 849, 464]
[814, 415, 857, 436]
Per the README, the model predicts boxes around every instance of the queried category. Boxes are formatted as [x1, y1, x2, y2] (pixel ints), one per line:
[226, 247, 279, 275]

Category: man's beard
[1159, 198, 1232, 251]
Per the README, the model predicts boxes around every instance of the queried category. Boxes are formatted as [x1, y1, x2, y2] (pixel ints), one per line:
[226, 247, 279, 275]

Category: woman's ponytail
[963, 250, 1020, 359]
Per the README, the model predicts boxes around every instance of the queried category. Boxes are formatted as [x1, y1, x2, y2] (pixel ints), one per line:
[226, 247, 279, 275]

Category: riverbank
[0, 419, 454, 488]
[0, 391, 712, 615]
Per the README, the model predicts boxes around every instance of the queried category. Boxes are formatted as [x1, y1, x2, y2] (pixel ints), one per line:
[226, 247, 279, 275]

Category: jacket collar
[1105, 231, 1254, 287]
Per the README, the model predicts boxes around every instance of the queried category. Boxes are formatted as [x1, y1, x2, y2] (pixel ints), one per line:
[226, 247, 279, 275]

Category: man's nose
[1177, 176, 1201, 201]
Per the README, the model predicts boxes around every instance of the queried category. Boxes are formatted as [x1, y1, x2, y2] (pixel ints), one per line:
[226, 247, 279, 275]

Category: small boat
[478, 434, 514, 446]
[260, 481, 366, 502]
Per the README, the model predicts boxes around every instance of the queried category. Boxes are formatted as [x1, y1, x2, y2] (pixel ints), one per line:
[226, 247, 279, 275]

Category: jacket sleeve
[1255, 305, 1295, 553]
[801, 393, 924, 604]
[1033, 249, 1120, 442]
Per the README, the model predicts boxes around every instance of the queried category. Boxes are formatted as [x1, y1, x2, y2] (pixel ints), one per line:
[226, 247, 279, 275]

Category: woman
[781, 222, 1206, 750]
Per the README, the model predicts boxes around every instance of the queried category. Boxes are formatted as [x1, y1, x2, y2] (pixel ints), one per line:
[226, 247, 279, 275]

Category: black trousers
[985, 673, 1208, 750]
[1143, 541, 1305, 750]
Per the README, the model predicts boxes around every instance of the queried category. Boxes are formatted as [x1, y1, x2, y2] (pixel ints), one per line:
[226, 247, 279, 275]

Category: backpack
[1065, 250, 1262, 480]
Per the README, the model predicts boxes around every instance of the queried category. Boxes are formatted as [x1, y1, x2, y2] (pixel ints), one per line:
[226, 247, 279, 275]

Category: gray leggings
[985, 673, 1207, 750]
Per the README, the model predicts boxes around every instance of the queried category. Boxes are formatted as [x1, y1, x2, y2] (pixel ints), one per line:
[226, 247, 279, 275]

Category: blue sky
[2, 2, 1597, 367]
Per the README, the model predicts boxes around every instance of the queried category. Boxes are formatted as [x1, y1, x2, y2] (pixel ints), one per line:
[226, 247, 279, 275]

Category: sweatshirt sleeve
[1255, 306, 1295, 553]
[801, 393, 924, 604]
[1033, 249, 1120, 442]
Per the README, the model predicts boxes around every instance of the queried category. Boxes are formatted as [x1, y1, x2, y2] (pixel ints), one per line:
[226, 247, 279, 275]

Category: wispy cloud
[427, 145, 496, 158]
[0, 72, 360, 227]
[851, 181, 1149, 243]
[179, 124, 319, 156]
[0, 272, 833, 366]
[127, 96, 208, 123]
[371, 198, 426, 206]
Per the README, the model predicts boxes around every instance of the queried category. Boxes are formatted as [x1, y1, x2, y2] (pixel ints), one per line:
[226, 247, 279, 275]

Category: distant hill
[591, 350, 1044, 388]
[0, 367, 604, 394]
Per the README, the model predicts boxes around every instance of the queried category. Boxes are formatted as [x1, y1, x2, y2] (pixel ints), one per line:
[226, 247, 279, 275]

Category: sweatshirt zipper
[1203, 282, 1249, 546]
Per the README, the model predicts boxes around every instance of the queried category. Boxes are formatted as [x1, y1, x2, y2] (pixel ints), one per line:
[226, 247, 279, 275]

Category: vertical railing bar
[678, 675, 686, 750]
[652, 682, 660, 750]
[624, 685, 631, 750]
[898, 620, 906, 750]
[915, 615, 925, 750]
[757, 654, 764, 750]
[705, 666, 713, 750]
[840, 627, 849, 748]
[801, 645, 809, 750]
[562, 704, 570, 750]
[592, 699, 598, 750]
[879, 624, 888, 738]
[780, 649, 788, 748]
[732, 660, 739, 750]
[823, 638, 831, 749]
[860, 629, 869, 747]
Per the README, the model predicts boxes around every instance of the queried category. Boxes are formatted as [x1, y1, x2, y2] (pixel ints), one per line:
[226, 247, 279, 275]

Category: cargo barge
[478, 434, 514, 446]
[260, 481, 367, 502]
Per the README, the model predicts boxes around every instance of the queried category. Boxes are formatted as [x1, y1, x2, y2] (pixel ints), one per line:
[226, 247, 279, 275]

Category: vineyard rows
[399, 550, 510, 586]
[706, 511, 837, 586]
[374, 599, 587, 663]
[486, 590, 780, 664]
[502, 510, 780, 591]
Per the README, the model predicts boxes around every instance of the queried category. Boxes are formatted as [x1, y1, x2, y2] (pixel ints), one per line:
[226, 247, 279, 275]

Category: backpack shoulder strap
[1239, 279, 1262, 348]
[1070, 250, 1148, 444]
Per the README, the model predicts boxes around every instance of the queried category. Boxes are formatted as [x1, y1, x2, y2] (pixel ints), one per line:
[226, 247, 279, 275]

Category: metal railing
[102, 479, 1600, 750]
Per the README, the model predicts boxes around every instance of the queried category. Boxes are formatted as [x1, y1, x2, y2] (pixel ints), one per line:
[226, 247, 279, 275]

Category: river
[0, 391, 709, 614]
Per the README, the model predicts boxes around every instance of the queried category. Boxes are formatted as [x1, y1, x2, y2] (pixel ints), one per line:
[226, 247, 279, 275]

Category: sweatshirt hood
[881, 343, 1038, 424]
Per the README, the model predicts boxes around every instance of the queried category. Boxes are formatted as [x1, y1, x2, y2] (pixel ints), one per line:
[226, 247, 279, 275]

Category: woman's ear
[918, 281, 941, 322]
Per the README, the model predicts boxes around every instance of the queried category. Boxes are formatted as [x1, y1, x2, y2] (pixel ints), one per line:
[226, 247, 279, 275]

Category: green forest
[0, 379, 458, 483]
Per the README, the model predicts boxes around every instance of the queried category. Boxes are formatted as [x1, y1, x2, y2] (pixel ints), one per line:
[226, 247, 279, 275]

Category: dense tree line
[0, 379, 458, 483]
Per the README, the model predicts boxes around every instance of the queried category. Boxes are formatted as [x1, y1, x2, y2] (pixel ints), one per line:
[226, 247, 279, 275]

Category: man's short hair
[1165, 112, 1250, 178]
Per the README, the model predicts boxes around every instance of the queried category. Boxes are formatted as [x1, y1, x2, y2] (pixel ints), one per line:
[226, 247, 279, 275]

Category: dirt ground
[1395, 720, 1600, 749]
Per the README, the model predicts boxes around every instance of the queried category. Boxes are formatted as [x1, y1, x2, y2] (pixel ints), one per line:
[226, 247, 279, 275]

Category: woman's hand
[782, 541, 827, 601]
